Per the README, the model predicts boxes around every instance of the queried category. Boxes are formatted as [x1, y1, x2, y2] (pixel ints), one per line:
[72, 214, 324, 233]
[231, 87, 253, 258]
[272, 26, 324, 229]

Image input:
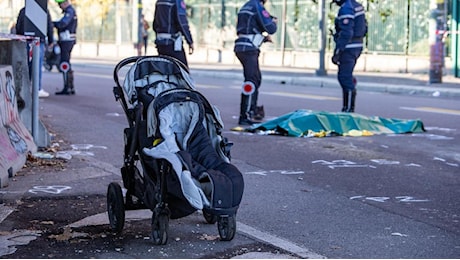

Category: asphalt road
[0, 60, 459, 258]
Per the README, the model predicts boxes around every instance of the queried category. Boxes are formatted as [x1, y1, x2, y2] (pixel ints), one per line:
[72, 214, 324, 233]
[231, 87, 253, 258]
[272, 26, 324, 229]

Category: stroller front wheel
[217, 215, 236, 241]
[151, 208, 169, 245]
[107, 182, 125, 233]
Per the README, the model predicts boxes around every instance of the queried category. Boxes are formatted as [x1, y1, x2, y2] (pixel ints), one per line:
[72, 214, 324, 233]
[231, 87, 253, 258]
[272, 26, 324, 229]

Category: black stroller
[108, 55, 244, 245]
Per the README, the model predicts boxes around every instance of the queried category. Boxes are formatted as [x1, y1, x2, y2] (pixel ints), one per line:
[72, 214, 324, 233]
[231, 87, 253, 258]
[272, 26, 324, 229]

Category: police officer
[153, 0, 194, 68]
[331, 0, 367, 112]
[15, 6, 54, 98]
[53, 0, 77, 95]
[234, 0, 277, 125]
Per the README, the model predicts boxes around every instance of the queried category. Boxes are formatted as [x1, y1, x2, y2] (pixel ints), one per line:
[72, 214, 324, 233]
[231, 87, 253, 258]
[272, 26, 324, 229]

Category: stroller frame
[107, 55, 242, 245]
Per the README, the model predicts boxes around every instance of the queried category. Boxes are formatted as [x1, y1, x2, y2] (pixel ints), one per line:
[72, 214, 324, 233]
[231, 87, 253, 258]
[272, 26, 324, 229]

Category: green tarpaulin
[247, 110, 425, 137]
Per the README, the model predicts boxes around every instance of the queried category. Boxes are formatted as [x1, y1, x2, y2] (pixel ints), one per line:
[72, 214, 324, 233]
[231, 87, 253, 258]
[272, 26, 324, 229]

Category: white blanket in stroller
[143, 100, 211, 210]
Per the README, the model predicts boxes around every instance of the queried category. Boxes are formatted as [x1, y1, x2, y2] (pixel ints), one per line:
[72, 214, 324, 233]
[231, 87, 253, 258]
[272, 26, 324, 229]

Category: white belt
[157, 33, 172, 39]
[345, 43, 363, 48]
[238, 33, 264, 47]
[59, 30, 76, 41]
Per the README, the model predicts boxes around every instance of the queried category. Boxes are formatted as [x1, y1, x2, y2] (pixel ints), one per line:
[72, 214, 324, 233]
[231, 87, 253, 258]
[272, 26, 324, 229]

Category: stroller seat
[143, 88, 244, 212]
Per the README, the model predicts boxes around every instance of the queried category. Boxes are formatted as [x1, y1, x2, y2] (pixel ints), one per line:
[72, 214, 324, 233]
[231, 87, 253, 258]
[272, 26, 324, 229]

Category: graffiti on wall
[0, 65, 36, 187]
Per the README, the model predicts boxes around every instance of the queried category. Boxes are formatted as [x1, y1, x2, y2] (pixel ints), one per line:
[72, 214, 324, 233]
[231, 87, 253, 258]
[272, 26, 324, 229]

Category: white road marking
[196, 84, 221, 89]
[264, 91, 340, 100]
[400, 106, 460, 116]
[194, 84, 339, 101]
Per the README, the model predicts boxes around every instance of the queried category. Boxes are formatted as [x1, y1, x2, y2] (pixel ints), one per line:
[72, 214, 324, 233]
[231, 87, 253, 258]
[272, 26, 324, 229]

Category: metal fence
[0, 0, 448, 56]
[187, 0, 434, 55]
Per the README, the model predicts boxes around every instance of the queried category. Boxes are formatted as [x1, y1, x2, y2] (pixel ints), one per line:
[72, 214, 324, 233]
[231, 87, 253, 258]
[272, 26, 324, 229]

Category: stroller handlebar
[113, 56, 141, 88]
[113, 55, 190, 89]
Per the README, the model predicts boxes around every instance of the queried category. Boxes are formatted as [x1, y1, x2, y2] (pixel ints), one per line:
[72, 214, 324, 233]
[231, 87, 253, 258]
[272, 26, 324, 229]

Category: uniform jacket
[53, 4, 78, 42]
[153, 0, 193, 46]
[15, 7, 54, 45]
[333, 0, 367, 52]
[234, 0, 277, 52]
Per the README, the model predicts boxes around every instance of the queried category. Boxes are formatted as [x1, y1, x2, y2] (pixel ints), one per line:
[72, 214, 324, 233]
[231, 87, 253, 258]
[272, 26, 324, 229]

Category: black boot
[347, 89, 356, 112]
[341, 90, 349, 112]
[55, 87, 72, 95]
[55, 71, 72, 95]
[238, 94, 255, 125]
[252, 105, 265, 121]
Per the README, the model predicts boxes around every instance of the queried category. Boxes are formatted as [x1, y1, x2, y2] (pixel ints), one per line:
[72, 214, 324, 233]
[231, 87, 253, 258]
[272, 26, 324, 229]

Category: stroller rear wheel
[107, 182, 125, 233]
[151, 208, 169, 245]
[217, 215, 236, 241]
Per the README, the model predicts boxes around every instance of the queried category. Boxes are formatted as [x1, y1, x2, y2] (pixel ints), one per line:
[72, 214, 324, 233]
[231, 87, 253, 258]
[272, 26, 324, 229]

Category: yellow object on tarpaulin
[245, 109, 425, 137]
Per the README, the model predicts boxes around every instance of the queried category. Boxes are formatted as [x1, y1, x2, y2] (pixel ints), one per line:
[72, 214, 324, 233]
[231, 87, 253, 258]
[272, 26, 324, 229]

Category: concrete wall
[0, 64, 36, 188]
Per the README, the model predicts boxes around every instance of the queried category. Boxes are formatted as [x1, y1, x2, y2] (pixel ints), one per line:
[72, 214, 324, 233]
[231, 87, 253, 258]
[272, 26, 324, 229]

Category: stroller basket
[107, 55, 244, 245]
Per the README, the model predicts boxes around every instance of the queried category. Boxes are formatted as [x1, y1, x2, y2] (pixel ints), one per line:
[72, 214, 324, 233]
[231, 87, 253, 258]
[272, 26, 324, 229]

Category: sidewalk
[73, 56, 460, 99]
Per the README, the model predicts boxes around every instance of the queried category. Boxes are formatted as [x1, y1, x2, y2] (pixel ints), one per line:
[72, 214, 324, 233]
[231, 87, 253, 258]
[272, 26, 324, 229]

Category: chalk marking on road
[400, 106, 460, 116]
[265, 91, 340, 101]
[350, 196, 429, 203]
[370, 159, 400, 165]
[433, 157, 459, 167]
[28, 185, 72, 194]
[395, 196, 430, 202]
[312, 159, 371, 169]
[237, 222, 326, 259]
[246, 170, 304, 176]
[245, 172, 268, 176]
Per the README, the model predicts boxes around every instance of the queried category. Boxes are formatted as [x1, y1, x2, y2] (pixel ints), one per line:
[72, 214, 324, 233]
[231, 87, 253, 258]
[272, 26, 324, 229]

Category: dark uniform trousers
[337, 47, 361, 92]
[235, 50, 261, 119]
[337, 47, 361, 112]
[157, 44, 188, 68]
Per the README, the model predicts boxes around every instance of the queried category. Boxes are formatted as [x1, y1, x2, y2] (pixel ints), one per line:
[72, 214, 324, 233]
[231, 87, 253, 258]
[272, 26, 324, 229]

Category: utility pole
[428, 0, 446, 83]
[137, 0, 143, 56]
[219, 0, 225, 63]
[25, 0, 50, 147]
[453, 0, 460, 77]
[316, 0, 327, 76]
